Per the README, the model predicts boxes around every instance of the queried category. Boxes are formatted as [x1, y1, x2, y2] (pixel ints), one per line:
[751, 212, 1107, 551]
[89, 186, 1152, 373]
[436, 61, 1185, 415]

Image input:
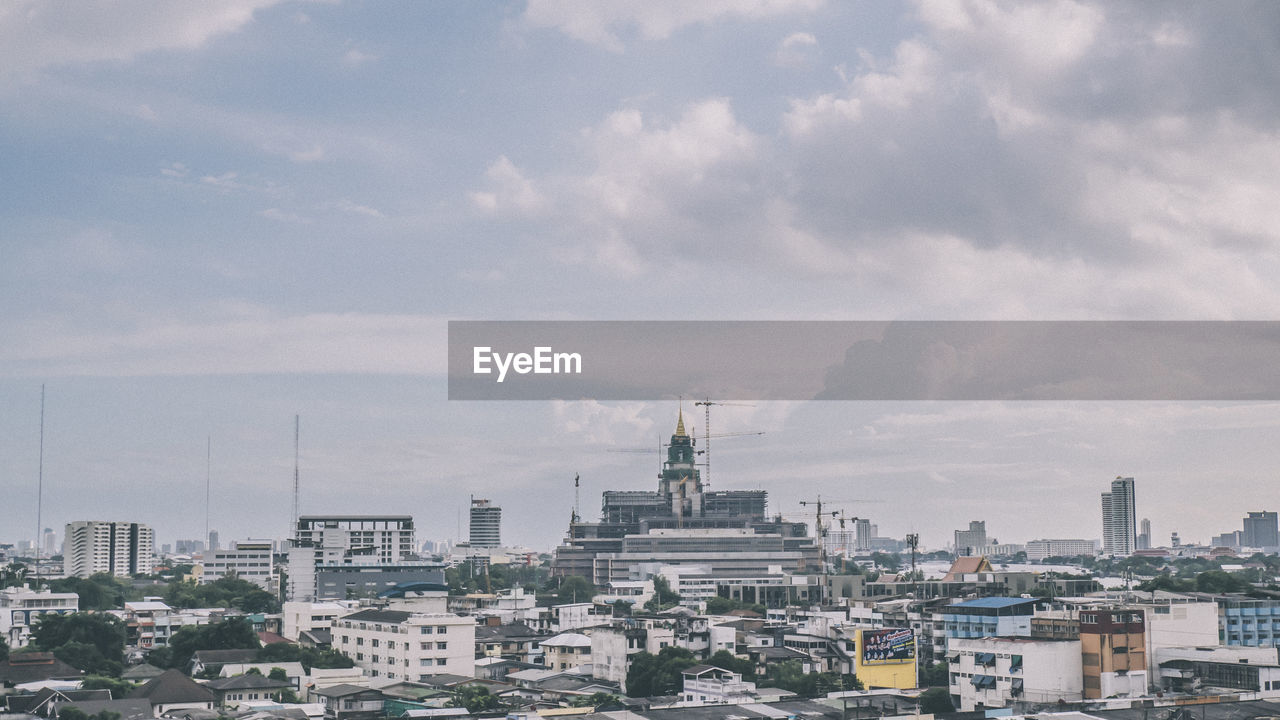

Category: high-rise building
[286, 515, 438, 601]
[207, 529, 220, 552]
[954, 521, 987, 556]
[1137, 518, 1151, 550]
[854, 518, 873, 552]
[63, 521, 155, 578]
[1101, 477, 1136, 557]
[469, 498, 502, 548]
[1242, 511, 1279, 549]
[42, 528, 55, 556]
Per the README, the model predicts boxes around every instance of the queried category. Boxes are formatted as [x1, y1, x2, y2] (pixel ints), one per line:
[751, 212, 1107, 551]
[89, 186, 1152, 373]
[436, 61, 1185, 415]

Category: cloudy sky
[3, 1, 1280, 553]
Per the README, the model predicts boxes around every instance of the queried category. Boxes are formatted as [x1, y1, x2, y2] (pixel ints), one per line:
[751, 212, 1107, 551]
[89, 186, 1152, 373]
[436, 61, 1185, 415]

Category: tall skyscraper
[1101, 477, 1137, 557]
[1137, 517, 1151, 550]
[63, 521, 155, 578]
[469, 498, 502, 548]
[1242, 511, 1279, 549]
[954, 521, 987, 556]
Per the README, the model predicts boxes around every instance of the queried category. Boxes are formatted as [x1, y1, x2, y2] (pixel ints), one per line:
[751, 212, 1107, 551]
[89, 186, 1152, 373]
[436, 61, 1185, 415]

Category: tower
[469, 497, 502, 549]
[1101, 477, 1136, 557]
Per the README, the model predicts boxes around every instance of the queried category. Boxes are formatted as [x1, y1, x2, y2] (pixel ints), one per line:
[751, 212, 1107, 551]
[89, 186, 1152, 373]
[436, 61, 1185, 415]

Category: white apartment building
[282, 601, 356, 641]
[1026, 539, 1099, 561]
[948, 637, 1084, 711]
[199, 540, 276, 591]
[63, 521, 155, 578]
[591, 618, 678, 691]
[681, 665, 758, 705]
[287, 515, 418, 601]
[541, 632, 592, 671]
[332, 608, 475, 682]
[0, 586, 79, 647]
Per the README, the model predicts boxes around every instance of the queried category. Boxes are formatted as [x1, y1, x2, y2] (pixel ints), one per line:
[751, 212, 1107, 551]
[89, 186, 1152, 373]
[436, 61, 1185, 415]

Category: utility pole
[35, 384, 45, 590]
[906, 533, 920, 598]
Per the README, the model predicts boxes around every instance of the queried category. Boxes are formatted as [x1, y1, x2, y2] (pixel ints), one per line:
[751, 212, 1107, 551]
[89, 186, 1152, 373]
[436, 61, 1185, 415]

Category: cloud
[0, 311, 450, 377]
[522, 0, 824, 52]
[774, 31, 818, 68]
[0, 0, 287, 81]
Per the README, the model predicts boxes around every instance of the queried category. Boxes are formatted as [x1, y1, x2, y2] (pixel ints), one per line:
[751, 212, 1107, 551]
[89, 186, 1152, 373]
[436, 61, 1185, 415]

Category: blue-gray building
[1199, 594, 1280, 647]
[938, 597, 1043, 645]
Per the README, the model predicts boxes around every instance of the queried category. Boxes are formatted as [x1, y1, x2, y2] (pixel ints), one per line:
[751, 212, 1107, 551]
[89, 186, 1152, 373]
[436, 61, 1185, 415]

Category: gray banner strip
[448, 321, 1280, 401]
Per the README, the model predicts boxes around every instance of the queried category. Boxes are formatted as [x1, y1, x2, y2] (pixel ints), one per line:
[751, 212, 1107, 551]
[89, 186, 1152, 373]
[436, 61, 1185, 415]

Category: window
[437, 642, 448, 650]
[437, 626, 447, 633]
[388, 641, 395, 650]
[372, 655, 379, 663]
[421, 627, 432, 634]
[356, 637, 364, 646]
[372, 638, 379, 648]
[421, 642, 430, 650]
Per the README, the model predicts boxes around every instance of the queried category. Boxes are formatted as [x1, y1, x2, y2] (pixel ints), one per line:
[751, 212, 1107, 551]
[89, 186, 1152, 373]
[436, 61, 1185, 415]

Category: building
[469, 498, 502, 549]
[1138, 518, 1152, 551]
[937, 597, 1042, 648]
[282, 601, 353, 641]
[199, 540, 276, 591]
[0, 586, 79, 648]
[127, 668, 216, 716]
[1242, 511, 1279, 549]
[948, 637, 1083, 711]
[1025, 539, 1098, 561]
[1079, 608, 1147, 699]
[554, 411, 820, 588]
[313, 684, 385, 720]
[681, 665, 758, 704]
[541, 632, 593, 671]
[332, 608, 476, 681]
[287, 515, 432, 601]
[123, 600, 181, 650]
[63, 521, 155, 578]
[1155, 645, 1280, 693]
[1196, 593, 1280, 647]
[954, 522, 987, 557]
[1101, 477, 1136, 557]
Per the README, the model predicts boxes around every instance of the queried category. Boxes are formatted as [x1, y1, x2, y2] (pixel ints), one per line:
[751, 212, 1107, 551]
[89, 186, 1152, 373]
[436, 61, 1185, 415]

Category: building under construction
[552, 411, 822, 594]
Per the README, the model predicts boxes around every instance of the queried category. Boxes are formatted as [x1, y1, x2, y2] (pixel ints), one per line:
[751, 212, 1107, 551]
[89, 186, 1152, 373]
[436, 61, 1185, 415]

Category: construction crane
[694, 399, 757, 487]
[799, 495, 842, 601]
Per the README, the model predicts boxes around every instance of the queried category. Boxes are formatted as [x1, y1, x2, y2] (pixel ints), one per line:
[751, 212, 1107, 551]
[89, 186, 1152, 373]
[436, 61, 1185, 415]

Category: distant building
[63, 521, 155, 578]
[1242, 511, 1279, 549]
[286, 515, 428, 601]
[469, 498, 502, 549]
[1101, 477, 1137, 556]
[207, 530, 220, 552]
[199, 539, 275, 591]
[1025, 539, 1098, 561]
[1137, 518, 1152, 550]
[954, 521, 987, 557]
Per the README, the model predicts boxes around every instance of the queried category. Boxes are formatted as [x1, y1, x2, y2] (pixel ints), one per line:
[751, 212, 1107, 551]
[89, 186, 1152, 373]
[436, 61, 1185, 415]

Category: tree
[80, 675, 137, 699]
[447, 685, 504, 713]
[549, 576, 594, 606]
[268, 667, 288, 682]
[625, 647, 697, 697]
[31, 613, 127, 671]
[705, 596, 766, 616]
[0, 635, 8, 663]
[758, 660, 856, 698]
[920, 662, 949, 687]
[257, 642, 354, 672]
[165, 617, 260, 671]
[569, 692, 620, 708]
[706, 650, 755, 682]
[1195, 570, 1250, 594]
[643, 576, 681, 612]
[919, 687, 955, 714]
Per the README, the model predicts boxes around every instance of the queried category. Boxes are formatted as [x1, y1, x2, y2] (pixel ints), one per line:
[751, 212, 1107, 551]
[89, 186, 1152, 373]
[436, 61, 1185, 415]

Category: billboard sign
[861, 628, 915, 664]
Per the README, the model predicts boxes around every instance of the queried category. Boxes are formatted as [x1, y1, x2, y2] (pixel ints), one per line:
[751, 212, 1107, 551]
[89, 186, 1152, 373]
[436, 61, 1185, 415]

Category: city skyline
[3, 3, 1280, 553]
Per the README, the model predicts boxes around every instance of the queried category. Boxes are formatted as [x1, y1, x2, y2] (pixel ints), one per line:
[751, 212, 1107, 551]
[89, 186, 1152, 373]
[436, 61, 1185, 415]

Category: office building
[469, 498, 502, 548]
[1137, 518, 1151, 551]
[63, 521, 155, 578]
[1242, 511, 1279, 549]
[199, 540, 276, 591]
[1101, 477, 1136, 557]
[287, 515, 442, 601]
[954, 521, 987, 557]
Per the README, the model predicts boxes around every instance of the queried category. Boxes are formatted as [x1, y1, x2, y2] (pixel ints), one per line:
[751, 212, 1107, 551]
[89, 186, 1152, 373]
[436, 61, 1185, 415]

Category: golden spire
[675, 408, 687, 437]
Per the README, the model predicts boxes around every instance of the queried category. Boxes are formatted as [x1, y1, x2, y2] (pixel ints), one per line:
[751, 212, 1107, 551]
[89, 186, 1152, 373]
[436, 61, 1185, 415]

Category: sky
[3, 1, 1280, 553]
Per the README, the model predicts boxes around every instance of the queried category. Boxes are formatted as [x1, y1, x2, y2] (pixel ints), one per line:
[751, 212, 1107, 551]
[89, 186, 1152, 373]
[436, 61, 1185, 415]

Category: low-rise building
[313, 684, 384, 720]
[948, 637, 1083, 711]
[681, 665, 757, 704]
[282, 601, 354, 642]
[0, 586, 79, 648]
[199, 540, 276, 592]
[1080, 608, 1148, 699]
[541, 632, 593, 671]
[332, 608, 475, 682]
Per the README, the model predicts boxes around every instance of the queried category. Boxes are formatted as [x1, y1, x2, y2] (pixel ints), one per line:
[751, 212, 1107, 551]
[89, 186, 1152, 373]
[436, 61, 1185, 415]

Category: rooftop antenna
[572, 473, 581, 524]
[291, 415, 300, 538]
[205, 436, 211, 553]
[35, 384, 45, 589]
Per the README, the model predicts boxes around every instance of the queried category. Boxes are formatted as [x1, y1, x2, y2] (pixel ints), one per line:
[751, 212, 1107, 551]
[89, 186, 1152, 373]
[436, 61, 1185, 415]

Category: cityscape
[5, 2, 1280, 720]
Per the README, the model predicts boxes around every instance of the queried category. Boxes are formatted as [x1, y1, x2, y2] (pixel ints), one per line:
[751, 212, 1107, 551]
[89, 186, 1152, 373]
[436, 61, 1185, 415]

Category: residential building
[123, 600, 182, 650]
[681, 665, 758, 704]
[1196, 593, 1280, 647]
[1138, 518, 1152, 551]
[541, 632, 592, 671]
[954, 522, 987, 557]
[937, 597, 1042, 646]
[204, 674, 292, 708]
[1242, 511, 1279, 549]
[313, 684, 385, 720]
[199, 540, 276, 591]
[1079, 608, 1148, 699]
[469, 498, 502, 549]
[63, 521, 155, 578]
[332, 608, 475, 682]
[0, 586, 78, 648]
[127, 669, 216, 717]
[282, 601, 355, 641]
[1025, 539, 1099, 561]
[948, 637, 1083, 711]
[1101, 477, 1137, 557]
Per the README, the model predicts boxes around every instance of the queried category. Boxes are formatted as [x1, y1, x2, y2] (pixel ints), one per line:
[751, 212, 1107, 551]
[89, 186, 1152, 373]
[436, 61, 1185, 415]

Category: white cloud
[0, 0, 287, 81]
[522, 0, 824, 52]
[774, 31, 818, 68]
[341, 48, 377, 67]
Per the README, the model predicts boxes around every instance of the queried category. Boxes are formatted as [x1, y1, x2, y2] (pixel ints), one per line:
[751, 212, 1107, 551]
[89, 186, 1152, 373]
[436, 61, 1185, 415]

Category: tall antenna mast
[35, 384, 45, 589]
[573, 474, 581, 524]
[205, 436, 212, 552]
[291, 415, 300, 538]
